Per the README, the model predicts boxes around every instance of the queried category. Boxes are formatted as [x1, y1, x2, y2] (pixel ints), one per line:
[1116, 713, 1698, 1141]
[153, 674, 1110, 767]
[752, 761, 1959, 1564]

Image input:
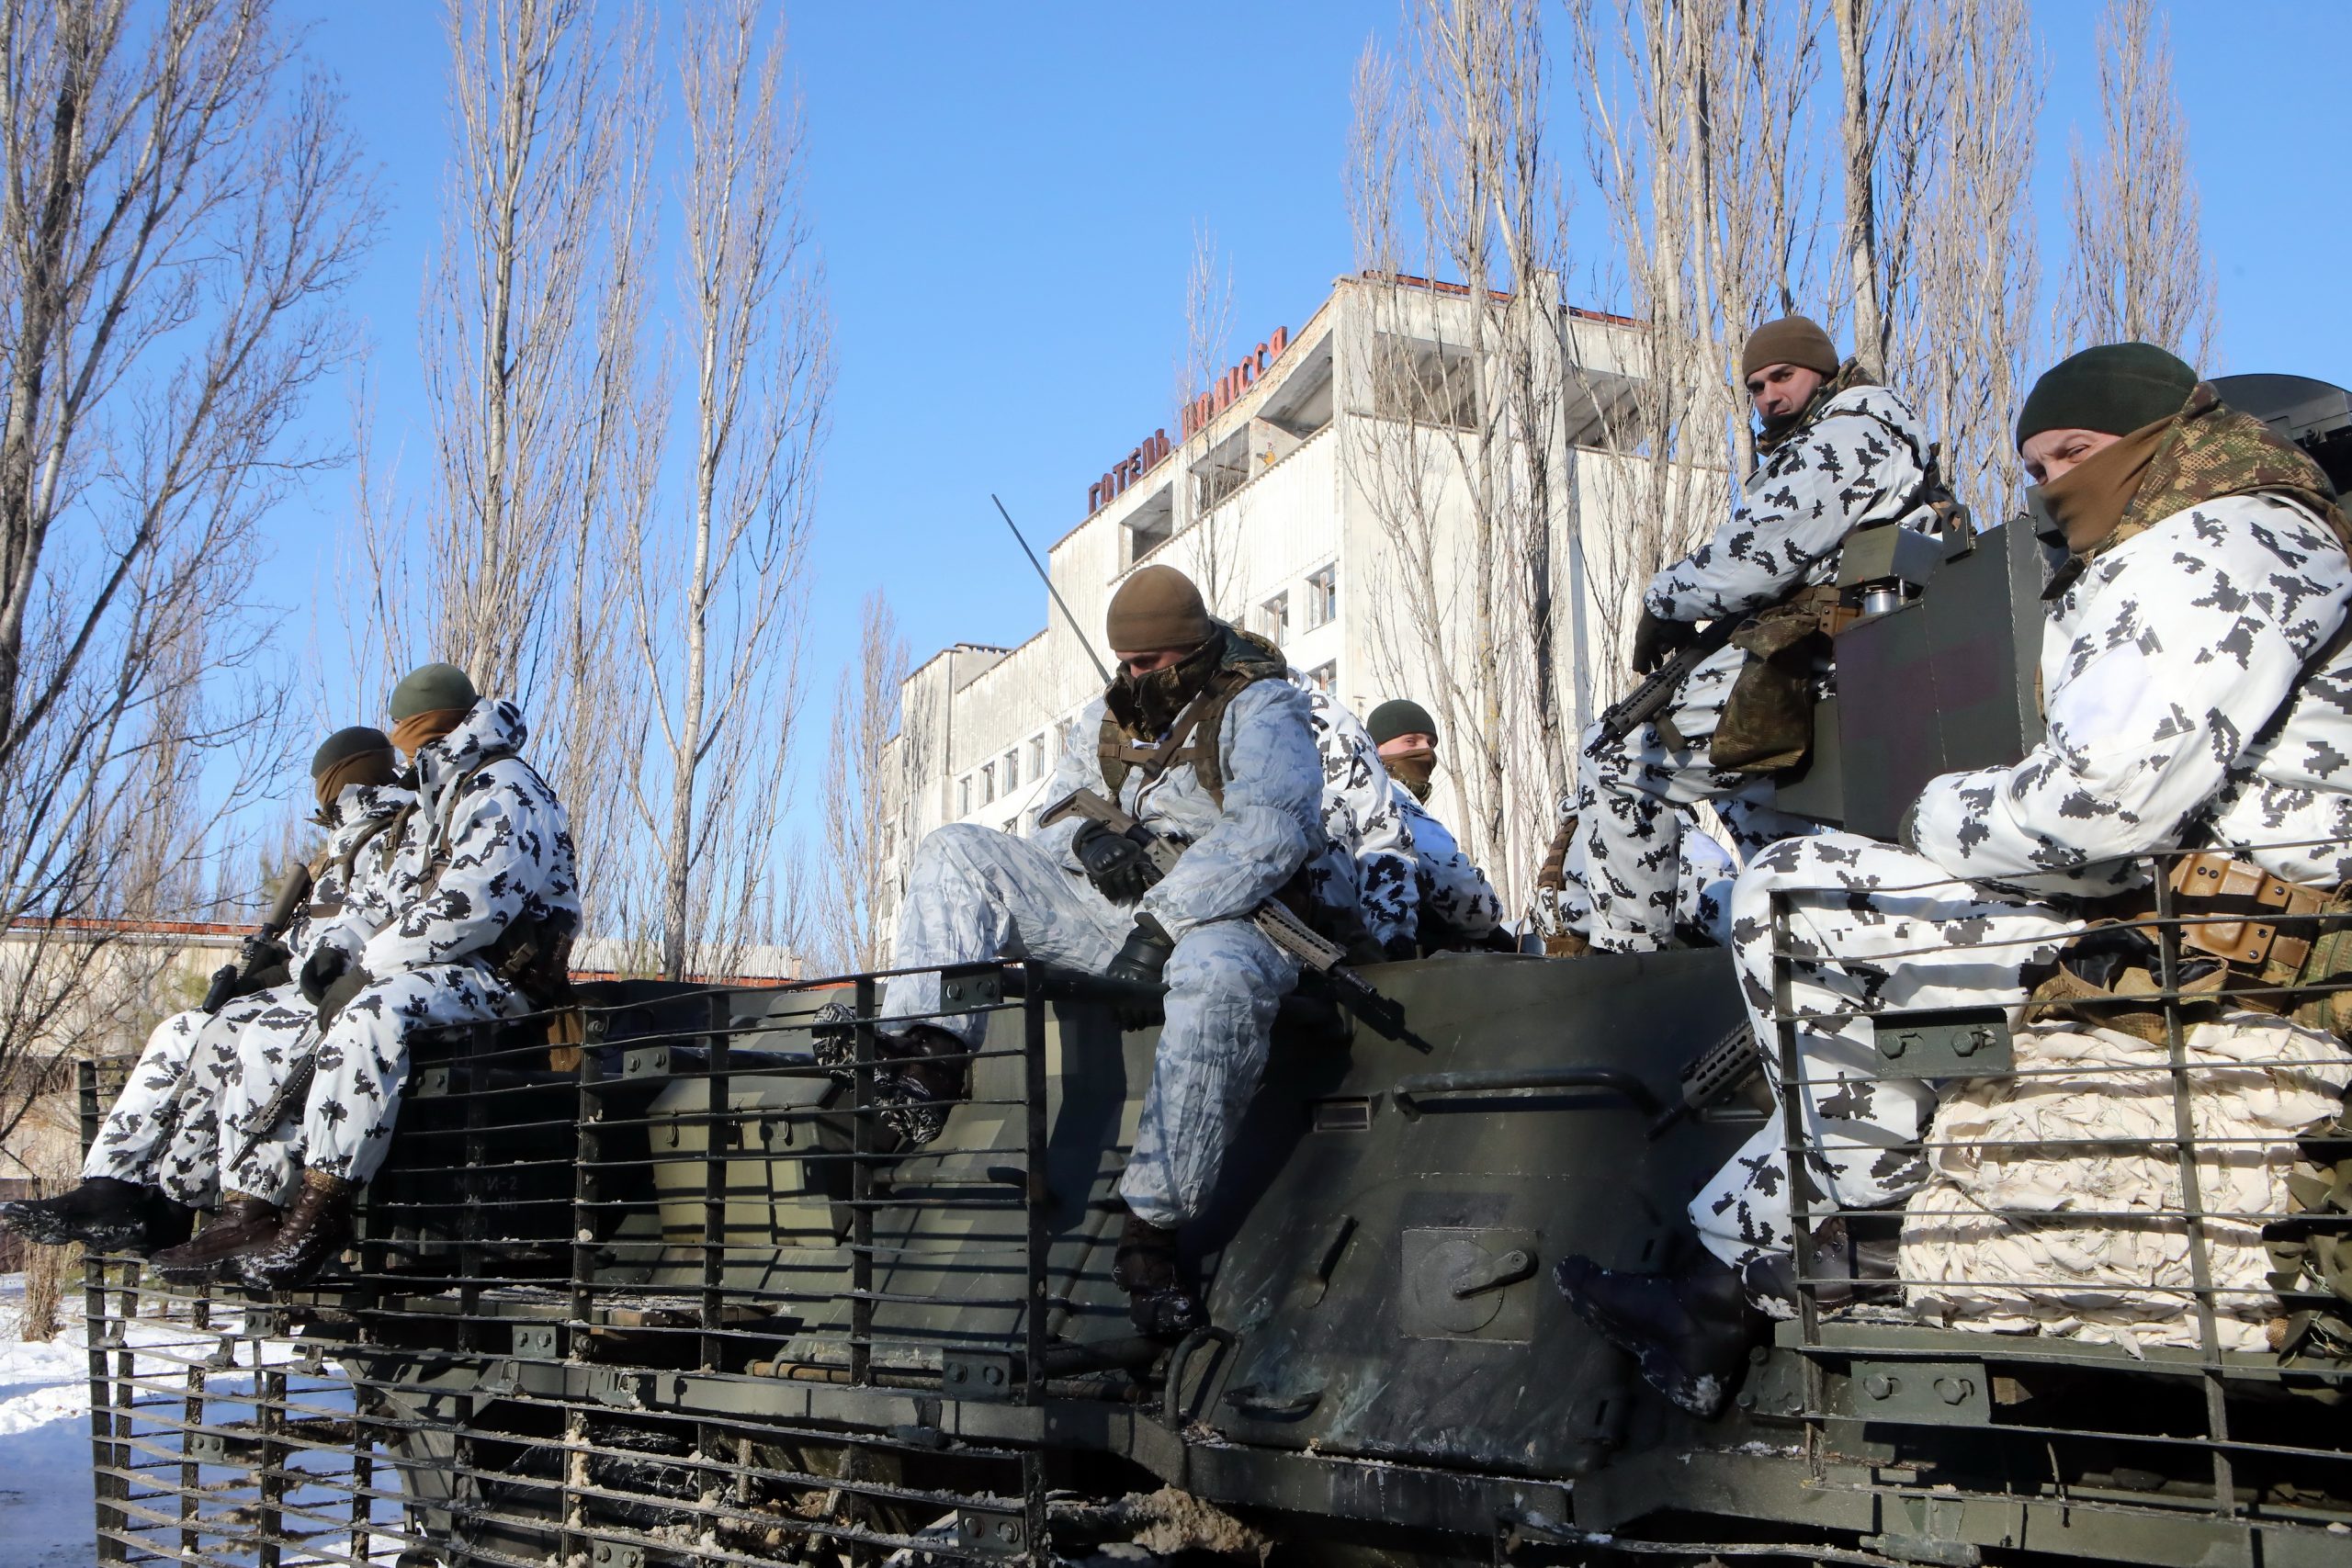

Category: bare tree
[345, 0, 654, 941]
[0, 0, 371, 1138]
[1347, 0, 1572, 911]
[2060, 0, 2216, 365]
[1909, 0, 2042, 523]
[820, 592, 908, 973]
[621, 0, 830, 981]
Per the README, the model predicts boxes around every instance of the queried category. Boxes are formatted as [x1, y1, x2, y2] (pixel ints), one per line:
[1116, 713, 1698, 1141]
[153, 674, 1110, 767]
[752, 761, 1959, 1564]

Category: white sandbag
[1898, 1014, 2350, 1353]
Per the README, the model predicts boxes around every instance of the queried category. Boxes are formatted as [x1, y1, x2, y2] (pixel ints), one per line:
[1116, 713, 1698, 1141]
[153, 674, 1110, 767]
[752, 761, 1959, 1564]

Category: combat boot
[234, 1170, 355, 1289]
[1553, 1254, 1759, 1418]
[1113, 1213, 1204, 1339]
[869, 1025, 970, 1148]
[0, 1178, 157, 1252]
[150, 1193, 283, 1283]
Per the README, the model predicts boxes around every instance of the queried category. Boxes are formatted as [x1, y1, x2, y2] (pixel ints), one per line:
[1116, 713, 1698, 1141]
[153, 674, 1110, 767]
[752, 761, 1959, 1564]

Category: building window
[1306, 660, 1336, 694]
[1003, 749, 1019, 792]
[981, 762, 996, 805]
[1029, 735, 1046, 778]
[1259, 592, 1290, 645]
[958, 777, 970, 816]
[1306, 564, 1338, 628]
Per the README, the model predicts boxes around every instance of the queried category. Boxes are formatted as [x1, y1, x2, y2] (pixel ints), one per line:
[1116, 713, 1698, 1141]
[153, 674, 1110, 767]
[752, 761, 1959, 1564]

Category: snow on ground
[0, 1272, 386, 1567]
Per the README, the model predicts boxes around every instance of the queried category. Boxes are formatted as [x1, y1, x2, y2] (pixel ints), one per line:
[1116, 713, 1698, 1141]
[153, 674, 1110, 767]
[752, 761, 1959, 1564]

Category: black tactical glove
[1380, 934, 1420, 964]
[1073, 821, 1154, 904]
[1630, 608, 1700, 676]
[299, 945, 349, 1006]
[1103, 916, 1176, 1030]
[313, 967, 372, 1033]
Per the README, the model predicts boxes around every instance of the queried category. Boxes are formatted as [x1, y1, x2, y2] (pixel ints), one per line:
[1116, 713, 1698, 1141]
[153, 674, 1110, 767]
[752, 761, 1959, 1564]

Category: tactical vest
[1095, 626, 1288, 811]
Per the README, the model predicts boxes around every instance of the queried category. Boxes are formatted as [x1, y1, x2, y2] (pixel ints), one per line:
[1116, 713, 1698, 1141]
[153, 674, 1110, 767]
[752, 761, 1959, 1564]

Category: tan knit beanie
[1740, 315, 1840, 379]
[1105, 565, 1212, 653]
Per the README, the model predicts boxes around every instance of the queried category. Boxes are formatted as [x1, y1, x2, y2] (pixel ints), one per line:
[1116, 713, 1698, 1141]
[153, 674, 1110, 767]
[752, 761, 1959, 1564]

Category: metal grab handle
[1224, 1383, 1323, 1419]
[1391, 1067, 1664, 1120]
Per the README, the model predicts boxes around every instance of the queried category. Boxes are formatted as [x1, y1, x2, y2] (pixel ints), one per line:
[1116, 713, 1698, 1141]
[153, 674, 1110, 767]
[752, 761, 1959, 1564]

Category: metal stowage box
[1779, 516, 2046, 840]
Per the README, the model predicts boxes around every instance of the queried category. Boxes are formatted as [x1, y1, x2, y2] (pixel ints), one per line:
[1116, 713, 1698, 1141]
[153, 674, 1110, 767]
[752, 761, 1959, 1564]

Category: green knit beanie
[2016, 343, 2199, 449]
[310, 726, 395, 779]
[1367, 699, 1439, 748]
[389, 661, 479, 723]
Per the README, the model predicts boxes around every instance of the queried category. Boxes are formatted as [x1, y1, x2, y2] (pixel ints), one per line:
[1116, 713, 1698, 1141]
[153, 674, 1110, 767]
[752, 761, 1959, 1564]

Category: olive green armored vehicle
[75, 377, 2352, 1568]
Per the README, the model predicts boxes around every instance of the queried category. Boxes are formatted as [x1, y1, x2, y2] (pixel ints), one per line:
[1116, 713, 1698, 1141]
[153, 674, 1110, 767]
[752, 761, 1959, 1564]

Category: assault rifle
[201, 863, 314, 1015]
[1589, 615, 1741, 752]
[1038, 787, 1435, 1054]
[1646, 1018, 1762, 1138]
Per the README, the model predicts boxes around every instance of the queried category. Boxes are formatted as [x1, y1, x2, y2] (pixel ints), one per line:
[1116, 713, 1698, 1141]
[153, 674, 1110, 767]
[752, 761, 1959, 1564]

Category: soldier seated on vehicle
[1292, 677, 1421, 964]
[1362, 699, 1507, 952]
[870, 565, 1324, 1338]
[0, 730, 410, 1257]
[1565, 316, 1946, 954]
[194, 663, 581, 1289]
[1555, 343, 2352, 1418]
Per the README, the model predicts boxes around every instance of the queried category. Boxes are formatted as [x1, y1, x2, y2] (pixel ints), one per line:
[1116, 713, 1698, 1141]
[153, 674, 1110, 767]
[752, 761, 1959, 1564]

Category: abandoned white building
[876, 270, 1680, 937]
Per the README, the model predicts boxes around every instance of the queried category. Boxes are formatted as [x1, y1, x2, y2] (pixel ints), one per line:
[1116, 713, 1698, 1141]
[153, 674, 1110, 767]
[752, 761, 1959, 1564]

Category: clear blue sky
[269, 1, 2352, 811]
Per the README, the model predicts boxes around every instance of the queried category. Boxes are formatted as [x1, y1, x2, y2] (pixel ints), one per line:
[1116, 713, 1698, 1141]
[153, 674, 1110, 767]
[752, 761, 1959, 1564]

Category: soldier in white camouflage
[1556, 343, 2352, 1419]
[1289, 674, 1419, 962]
[1, 730, 410, 1256]
[1566, 316, 1944, 954]
[875, 566, 1325, 1337]
[1363, 698, 1506, 950]
[199, 663, 581, 1288]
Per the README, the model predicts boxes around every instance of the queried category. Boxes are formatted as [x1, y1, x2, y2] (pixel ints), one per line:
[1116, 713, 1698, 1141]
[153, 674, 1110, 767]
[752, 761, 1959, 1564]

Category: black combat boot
[1114, 1213, 1204, 1339]
[1553, 1254, 1760, 1418]
[0, 1178, 157, 1252]
[232, 1170, 355, 1289]
[150, 1193, 283, 1283]
[869, 1025, 970, 1148]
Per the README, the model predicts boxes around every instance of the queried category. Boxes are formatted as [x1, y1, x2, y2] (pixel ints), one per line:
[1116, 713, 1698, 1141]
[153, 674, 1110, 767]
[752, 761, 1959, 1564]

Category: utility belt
[2028, 851, 2352, 1043]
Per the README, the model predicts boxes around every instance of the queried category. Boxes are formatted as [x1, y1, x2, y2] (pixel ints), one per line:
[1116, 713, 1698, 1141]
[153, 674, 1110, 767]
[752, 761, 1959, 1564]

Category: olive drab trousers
[1693, 832, 2081, 1307]
[883, 822, 1300, 1229]
[83, 987, 312, 1210]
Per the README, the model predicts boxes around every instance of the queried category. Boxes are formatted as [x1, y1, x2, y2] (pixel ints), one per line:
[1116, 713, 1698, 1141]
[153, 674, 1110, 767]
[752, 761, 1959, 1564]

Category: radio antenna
[992, 493, 1112, 685]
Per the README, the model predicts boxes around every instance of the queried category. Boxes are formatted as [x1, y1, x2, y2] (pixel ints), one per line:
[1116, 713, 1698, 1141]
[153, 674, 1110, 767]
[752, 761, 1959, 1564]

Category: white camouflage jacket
[355, 699, 582, 975]
[293, 782, 414, 966]
[1296, 679, 1418, 951]
[1392, 784, 1503, 943]
[1646, 383, 1937, 622]
[1035, 679, 1324, 942]
[1912, 493, 2352, 897]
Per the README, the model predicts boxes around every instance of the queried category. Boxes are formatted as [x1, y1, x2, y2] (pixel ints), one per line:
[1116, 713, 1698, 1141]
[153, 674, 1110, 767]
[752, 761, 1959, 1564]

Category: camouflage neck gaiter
[1384, 747, 1439, 804]
[1107, 636, 1221, 739]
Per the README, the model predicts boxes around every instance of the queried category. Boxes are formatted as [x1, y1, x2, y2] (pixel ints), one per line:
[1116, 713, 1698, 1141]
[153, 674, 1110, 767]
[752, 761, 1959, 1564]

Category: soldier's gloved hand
[1630, 608, 1699, 675]
[1073, 822, 1154, 904]
[299, 946, 348, 1006]
[1380, 934, 1420, 964]
[314, 967, 373, 1033]
[1103, 916, 1175, 1030]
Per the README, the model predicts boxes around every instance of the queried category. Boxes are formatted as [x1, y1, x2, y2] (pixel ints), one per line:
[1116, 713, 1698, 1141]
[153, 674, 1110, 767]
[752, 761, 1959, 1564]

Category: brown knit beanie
[1740, 315, 1840, 379]
[1105, 565, 1212, 653]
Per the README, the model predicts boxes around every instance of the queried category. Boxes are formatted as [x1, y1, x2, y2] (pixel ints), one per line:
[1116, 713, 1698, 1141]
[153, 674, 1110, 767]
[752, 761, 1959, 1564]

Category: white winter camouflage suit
[85, 783, 412, 1207]
[1541, 800, 1736, 947]
[1297, 678, 1419, 954]
[1569, 382, 1939, 952]
[1695, 490, 2352, 1296]
[1391, 784, 1504, 946]
[884, 675, 1323, 1228]
[221, 700, 579, 1201]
